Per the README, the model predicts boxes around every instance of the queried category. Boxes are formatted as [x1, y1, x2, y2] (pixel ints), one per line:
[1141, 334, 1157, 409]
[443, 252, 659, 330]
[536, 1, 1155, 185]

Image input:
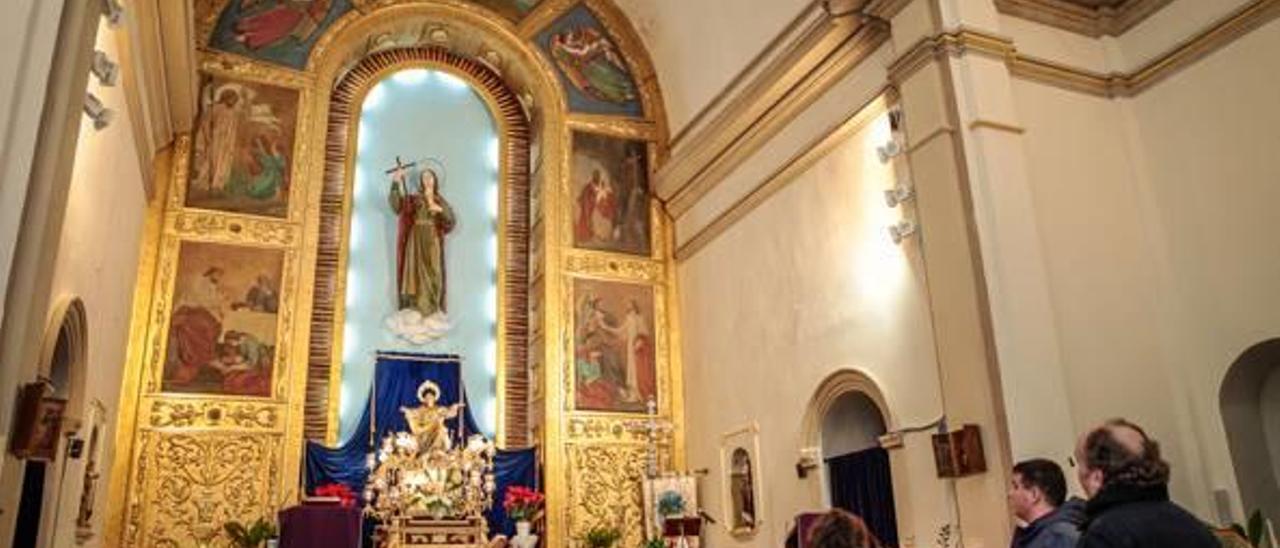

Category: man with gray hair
[1074, 418, 1217, 547]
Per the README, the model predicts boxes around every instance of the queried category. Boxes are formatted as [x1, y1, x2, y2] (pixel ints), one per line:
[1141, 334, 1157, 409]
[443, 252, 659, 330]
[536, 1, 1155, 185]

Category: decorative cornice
[658, 20, 890, 217]
[675, 92, 890, 262]
[891, 0, 1280, 98]
[995, 0, 1174, 37]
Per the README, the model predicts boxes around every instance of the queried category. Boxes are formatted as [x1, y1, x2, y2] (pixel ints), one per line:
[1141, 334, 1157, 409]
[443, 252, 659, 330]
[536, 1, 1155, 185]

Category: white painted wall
[1263, 371, 1280, 498]
[612, 0, 809, 135]
[677, 111, 951, 547]
[821, 392, 887, 460]
[38, 19, 148, 548]
[0, 0, 65, 364]
[1009, 15, 1280, 523]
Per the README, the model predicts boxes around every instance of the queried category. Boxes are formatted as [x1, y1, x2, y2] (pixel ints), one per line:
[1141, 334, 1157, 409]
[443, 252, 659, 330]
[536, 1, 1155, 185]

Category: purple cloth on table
[279, 505, 361, 548]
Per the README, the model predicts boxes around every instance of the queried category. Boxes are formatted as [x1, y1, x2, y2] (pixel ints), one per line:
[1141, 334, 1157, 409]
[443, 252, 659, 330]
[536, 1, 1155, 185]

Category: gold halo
[416, 380, 441, 402]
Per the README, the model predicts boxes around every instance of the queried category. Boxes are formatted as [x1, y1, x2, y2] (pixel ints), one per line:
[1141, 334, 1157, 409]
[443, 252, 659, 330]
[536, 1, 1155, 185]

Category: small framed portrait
[720, 423, 763, 539]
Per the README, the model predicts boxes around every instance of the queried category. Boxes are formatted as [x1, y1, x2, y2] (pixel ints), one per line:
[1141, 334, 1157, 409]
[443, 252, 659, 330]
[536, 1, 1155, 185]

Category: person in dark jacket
[1008, 458, 1084, 548]
[1073, 418, 1218, 548]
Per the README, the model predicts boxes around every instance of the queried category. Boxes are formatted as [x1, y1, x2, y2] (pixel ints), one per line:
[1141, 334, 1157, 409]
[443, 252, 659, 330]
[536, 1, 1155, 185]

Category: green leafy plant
[1235, 509, 1273, 548]
[583, 526, 622, 548]
[643, 538, 667, 548]
[657, 491, 686, 518]
[223, 517, 277, 548]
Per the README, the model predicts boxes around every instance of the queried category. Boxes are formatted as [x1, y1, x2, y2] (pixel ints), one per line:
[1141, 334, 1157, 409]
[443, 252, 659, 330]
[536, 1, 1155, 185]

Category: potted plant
[583, 526, 622, 548]
[504, 486, 545, 547]
[223, 517, 277, 548]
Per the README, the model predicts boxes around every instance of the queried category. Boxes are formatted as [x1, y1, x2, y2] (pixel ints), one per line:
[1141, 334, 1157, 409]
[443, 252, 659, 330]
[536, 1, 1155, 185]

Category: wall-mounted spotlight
[876, 139, 903, 164]
[84, 93, 114, 130]
[888, 219, 917, 245]
[883, 182, 915, 208]
[91, 50, 119, 87]
[101, 0, 125, 27]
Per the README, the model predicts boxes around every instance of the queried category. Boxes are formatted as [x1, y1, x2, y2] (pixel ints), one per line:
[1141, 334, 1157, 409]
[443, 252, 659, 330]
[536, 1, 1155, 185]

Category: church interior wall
[0, 0, 66, 360]
[613, 0, 810, 135]
[0, 13, 148, 546]
[676, 106, 950, 547]
[1006, 14, 1280, 523]
[42, 18, 150, 548]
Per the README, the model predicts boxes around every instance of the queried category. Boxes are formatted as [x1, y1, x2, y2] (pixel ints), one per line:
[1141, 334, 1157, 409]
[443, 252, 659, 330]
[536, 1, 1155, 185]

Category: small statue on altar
[401, 380, 464, 452]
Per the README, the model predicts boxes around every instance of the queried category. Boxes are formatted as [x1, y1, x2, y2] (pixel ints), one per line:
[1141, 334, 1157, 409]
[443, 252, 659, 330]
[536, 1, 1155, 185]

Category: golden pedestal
[379, 515, 488, 548]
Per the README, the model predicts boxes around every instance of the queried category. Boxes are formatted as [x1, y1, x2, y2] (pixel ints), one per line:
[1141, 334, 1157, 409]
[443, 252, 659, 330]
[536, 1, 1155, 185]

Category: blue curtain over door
[826, 446, 899, 547]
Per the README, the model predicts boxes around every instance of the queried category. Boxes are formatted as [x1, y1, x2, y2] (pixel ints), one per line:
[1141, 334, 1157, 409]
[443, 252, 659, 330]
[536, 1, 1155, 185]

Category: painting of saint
[537, 6, 643, 117]
[467, 0, 542, 21]
[729, 448, 757, 532]
[572, 132, 650, 255]
[209, 0, 353, 69]
[188, 75, 299, 217]
[162, 242, 283, 397]
[573, 279, 656, 413]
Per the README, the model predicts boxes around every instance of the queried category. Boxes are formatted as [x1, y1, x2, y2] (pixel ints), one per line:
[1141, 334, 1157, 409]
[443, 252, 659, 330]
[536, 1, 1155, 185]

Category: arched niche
[14, 297, 88, 548]
[1221, 338, 1280, 527]
[800, 368, 902, 544]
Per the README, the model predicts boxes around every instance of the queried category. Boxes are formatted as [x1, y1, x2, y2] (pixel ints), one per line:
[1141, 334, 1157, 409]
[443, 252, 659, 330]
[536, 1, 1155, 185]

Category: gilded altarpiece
[108, 2, 683, 547]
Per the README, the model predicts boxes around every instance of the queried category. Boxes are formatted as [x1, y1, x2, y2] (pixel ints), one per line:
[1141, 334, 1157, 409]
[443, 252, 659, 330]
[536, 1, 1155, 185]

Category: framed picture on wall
[720, 422, 763, 539]
[643, 474, 699, 539]
[9, 382, 67, 461]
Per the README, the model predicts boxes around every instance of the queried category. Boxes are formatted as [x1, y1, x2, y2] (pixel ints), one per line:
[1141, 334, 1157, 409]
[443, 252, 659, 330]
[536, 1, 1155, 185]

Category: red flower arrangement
[503, 486, 545, 522]
[315, 483, 358, 508]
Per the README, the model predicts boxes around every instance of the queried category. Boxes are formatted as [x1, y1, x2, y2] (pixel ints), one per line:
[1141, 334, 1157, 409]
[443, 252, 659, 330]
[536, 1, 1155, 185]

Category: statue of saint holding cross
[387, 156, 456, 320]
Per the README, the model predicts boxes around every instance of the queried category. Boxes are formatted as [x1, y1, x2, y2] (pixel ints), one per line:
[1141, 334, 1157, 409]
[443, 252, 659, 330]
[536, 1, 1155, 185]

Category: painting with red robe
[187, 75, 299, 217]
[162, 241, 283, 397]
[573, 278, 656, 413]
[571, 131, 650, 256]
[208, 0, 353, 69]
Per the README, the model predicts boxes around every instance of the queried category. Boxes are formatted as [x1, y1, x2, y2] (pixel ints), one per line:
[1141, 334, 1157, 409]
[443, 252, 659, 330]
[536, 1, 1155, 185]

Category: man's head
[1008, 459, 1067, 522]
[1074, 418, 1170, 498]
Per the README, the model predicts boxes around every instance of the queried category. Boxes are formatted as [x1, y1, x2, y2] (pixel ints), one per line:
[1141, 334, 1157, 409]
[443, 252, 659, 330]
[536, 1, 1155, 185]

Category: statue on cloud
[384, 157, 454, 344]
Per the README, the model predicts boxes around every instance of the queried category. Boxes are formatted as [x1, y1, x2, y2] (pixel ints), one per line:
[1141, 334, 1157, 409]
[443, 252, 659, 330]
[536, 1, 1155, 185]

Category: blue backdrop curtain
[826, 447, 898, 547]
[304, 351, 537, 537]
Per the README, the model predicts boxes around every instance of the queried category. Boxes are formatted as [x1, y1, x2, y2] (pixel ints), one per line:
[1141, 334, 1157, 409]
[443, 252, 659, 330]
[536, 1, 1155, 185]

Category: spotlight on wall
[91, 50, 119, 87]
[101, 0, 125, 27]
[84, 93, 114, 130]
[888, 219, 918, 245]
[876, 139, 903, 164]
[883, 182, 915, 208]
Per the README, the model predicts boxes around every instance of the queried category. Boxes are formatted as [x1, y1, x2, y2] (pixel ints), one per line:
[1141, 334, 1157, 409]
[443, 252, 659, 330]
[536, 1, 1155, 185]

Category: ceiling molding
[994, 0, 1174, 37]
[889, 0, 1280, 98]
[674, 91, 891, 262]
[653, 0, 903, 216]
[116, 0, 200, 196]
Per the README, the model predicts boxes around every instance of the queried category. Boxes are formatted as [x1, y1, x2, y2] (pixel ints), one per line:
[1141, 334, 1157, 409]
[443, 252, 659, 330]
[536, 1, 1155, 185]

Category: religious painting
[537, 5, 643, 117]
[573, 278, 656, 413]
[74, 401, 107, 543]
[187, 75, 299, 217]
[162, 241, 283, 397]
[468, 0, 542, 21]
[209, 0, 354, 69]
[382, 158, 455, 345]
[572, 132, 650, 255]
[720, 424, 762, 538]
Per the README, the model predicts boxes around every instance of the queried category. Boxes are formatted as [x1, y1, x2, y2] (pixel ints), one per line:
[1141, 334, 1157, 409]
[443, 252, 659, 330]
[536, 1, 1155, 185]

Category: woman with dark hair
[808, 509, 884, 548]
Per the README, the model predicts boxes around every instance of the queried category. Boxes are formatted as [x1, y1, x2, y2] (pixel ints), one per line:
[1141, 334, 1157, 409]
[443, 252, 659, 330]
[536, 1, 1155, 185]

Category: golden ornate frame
[107, 1, 682, 546]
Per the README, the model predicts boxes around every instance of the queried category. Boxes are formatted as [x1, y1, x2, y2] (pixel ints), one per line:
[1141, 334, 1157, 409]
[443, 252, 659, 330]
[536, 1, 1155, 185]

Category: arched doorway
[1221, 338, 1280, 528]
[12, 298, 88, 548]
[803, 369, 900, 546]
